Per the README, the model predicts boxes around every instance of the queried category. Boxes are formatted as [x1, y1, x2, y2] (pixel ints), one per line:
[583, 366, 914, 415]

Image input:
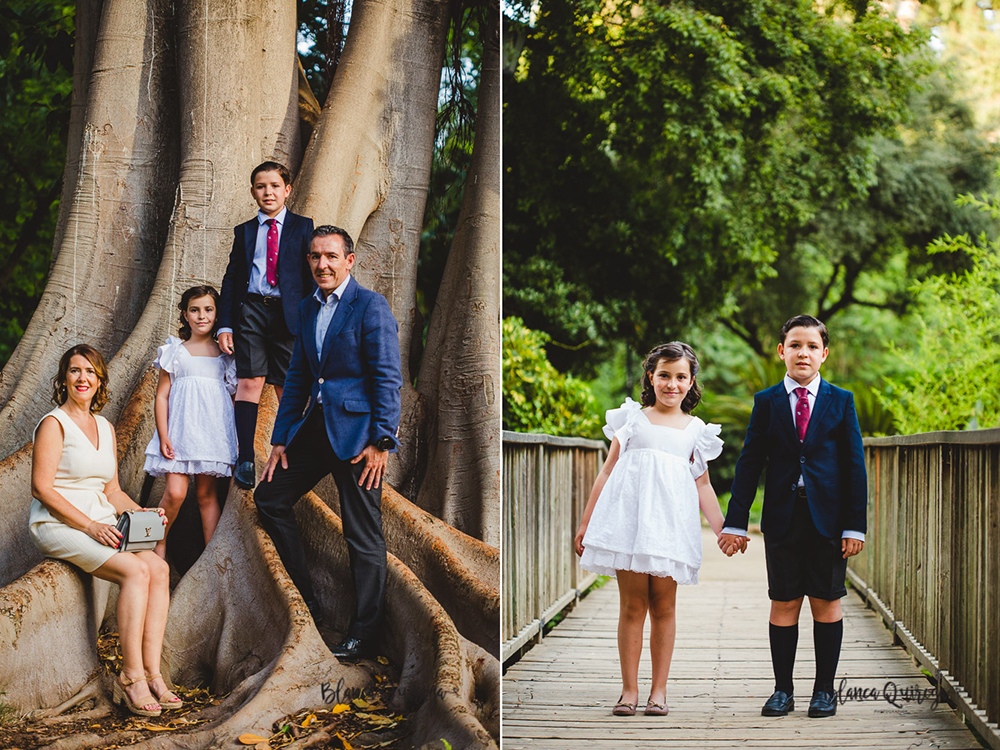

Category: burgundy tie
[265, 219, 279, 288]
[794, 387, 810, 442]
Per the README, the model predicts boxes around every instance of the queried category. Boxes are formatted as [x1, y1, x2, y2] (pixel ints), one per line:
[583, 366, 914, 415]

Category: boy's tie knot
[794, 387, 810, 442]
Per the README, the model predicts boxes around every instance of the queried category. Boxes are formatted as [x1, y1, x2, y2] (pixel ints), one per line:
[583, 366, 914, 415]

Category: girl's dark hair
[640, 341, 702, 413]
[178, 285, 221, 341]
[52, 344, 110, 413]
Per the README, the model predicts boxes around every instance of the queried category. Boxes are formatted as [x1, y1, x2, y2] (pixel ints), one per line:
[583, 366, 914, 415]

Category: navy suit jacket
[724, 379, 868, 539]
[271, 276, 403, 461]
[218, 210, 315, 336]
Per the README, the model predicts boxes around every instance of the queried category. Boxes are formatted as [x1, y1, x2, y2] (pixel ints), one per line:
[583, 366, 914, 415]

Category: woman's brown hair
[52, 344, 110, 413]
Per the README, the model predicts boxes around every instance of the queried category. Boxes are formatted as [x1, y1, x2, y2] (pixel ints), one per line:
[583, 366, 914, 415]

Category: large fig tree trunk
[0, 0, 500, 744]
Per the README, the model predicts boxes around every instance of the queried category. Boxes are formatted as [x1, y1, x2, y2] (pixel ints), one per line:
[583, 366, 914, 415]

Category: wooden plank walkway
[502, 528, 984, 749]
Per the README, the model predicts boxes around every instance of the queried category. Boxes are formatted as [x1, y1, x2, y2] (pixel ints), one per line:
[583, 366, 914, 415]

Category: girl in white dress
[143, 285, 237, 559]
[574, 342, 726, 717]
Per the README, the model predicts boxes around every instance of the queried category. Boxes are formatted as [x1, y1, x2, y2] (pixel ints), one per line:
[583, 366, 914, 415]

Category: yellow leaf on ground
[237, 733, 270, 745]
[137, 724, 178, 731]
[351, 698, 370, 708]
[335, 732, 353, 750]
[330, 704, 351, 714]
[301, 713, 317, 727]
[376, 656, 389, 665]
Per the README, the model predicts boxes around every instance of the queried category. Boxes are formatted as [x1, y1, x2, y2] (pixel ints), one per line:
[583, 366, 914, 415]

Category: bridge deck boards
[502, 528, 984, 749]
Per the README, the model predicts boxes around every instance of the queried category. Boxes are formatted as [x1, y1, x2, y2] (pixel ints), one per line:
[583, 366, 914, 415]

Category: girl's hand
[573, 526, 587, 556]
[87, 520, 122, 548]
[154, 507, 168, 525]
[160, 436, 174, 460]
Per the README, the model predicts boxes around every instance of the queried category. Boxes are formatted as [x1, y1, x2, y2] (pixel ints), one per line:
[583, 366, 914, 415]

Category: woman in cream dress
[29, 344, 178, 717]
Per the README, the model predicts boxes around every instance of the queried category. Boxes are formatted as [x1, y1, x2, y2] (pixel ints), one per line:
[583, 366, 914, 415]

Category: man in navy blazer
[217, 162, 316, 488]
[254, 225, 402, 660]
[719, 315, 867, 719]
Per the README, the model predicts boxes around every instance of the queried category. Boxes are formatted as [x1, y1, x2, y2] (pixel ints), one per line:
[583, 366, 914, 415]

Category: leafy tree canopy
[504, 0, 933, 373]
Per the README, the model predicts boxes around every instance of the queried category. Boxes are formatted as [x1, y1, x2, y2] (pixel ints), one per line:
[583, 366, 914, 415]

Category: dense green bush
[503, 317, 603, 439]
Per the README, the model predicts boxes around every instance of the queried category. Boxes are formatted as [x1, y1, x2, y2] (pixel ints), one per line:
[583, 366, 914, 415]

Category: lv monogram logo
[144, 527, 151, 537]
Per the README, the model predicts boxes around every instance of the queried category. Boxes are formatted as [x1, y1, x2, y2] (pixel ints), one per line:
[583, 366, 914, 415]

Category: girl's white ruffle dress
[143, 336, 238, 478]
[580, 398, 723, 584]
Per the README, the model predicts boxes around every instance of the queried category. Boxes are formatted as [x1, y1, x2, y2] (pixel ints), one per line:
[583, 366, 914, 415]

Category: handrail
[851, 432, 1000, 750]
[502, 431, 606, 662]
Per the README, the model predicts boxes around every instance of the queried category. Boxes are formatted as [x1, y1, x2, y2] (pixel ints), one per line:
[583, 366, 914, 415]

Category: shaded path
[502, 528, 983, 749]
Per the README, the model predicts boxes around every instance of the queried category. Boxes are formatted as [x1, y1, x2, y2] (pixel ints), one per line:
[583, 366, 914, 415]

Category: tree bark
[0, 0, 179, 452]
[415, 4, 501, 545]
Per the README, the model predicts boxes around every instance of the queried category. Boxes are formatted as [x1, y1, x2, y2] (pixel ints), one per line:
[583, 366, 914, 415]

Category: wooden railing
[851, 429, 1000, 749]
[502, 431, 606, 662]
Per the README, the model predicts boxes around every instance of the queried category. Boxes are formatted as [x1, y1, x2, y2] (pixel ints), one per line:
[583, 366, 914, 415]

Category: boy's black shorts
[234, 294, 294, 386]
[764, 489, 848, 602]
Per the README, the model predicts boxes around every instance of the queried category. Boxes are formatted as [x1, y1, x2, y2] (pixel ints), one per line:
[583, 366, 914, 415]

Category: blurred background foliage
[502, 0, 1000, 495]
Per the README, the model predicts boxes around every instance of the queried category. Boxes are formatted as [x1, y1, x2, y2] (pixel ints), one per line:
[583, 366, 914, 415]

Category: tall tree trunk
[415, 4, 501, 545]
[0, 0, 179, 452]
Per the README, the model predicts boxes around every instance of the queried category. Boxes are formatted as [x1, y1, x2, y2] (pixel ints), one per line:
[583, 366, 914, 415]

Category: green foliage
[0, 0, 74, 368]
[503, 317, 602, 438]
[504, 0, 931, 373]
[879, 207, 1000, 433]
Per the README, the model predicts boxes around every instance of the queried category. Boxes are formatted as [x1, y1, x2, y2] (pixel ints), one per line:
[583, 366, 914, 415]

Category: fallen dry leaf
[330, 704, 351, 714]
[301, 713, 317, 728]
[238, 733, 270, 745]
[351, 698, 370, 709]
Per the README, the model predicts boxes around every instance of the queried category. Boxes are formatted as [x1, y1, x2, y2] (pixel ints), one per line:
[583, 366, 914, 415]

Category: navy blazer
[725, 379, 867, 539]
[271, 276, 403, 461]
[218, 210, 315, 336]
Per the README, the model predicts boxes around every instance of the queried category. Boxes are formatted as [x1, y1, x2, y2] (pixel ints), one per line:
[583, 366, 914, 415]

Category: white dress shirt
[723, 373, 864, 542]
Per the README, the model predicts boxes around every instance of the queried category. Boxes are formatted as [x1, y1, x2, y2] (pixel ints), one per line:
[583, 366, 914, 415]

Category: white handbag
[116, 510, 165, 552]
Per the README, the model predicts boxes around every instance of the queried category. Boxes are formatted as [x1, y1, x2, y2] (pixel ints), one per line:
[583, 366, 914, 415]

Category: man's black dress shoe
[233, 460, 256, 489]
[761, 690, 794, 716]
[808, 689, 837, 717]
[331, 637, 370, 661]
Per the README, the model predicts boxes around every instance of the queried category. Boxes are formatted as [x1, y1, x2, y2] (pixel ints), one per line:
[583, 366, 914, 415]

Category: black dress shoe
[761, 690, 794, 716]
[233, 460, 256, 489]
[808, 689, 837, 717]
[331, 637, 370, 661]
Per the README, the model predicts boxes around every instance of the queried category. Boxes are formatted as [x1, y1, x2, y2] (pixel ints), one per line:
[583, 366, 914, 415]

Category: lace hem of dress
[144, 457, 233, 478]
[580, 547, 699, 585]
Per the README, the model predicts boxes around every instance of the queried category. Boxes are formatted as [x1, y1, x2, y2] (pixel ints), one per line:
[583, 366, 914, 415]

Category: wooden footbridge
[502, 430, 1000, 749]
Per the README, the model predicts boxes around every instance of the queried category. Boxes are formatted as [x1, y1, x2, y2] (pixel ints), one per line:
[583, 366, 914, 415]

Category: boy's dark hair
[250, 161, 292, 186]
[640, 341, 702, 414]
[779, 315, 829, 347]
[52, 344, 110, 413]
[311, 225, 355, 257]
[178, 284, 221, 341]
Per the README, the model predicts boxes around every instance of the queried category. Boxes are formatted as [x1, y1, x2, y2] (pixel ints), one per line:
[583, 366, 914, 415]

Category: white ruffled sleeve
[153, 336, 183, 375]
[690, 421, 723, 479]
[603, 397, 643, 447]
[223, 353, 237, 395]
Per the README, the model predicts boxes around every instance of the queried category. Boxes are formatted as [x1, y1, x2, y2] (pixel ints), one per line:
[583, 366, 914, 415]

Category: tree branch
[721, 317, 766, 357]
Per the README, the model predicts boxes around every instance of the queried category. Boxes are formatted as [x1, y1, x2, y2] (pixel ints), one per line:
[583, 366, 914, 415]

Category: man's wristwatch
[374, 437, 394, 451]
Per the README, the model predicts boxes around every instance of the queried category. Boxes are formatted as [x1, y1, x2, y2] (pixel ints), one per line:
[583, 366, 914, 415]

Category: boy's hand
[160, 437, 174, 460]
[842, 538, 864, 558]
[718, 532, 749, 557]
[218, 332, 234, 355]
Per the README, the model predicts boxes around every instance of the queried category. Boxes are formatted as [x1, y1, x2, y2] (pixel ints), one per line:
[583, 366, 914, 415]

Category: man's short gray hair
[311, 225, 355, 256]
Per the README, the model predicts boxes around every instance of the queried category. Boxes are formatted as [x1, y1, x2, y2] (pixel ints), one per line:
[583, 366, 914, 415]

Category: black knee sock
[234, 400, 259, 463]
[813, 619, 843, 693]
[769, 622, 798, 694]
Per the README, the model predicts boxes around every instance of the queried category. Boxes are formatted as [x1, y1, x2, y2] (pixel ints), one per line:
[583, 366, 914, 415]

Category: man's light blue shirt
[313, 275, 352, 403]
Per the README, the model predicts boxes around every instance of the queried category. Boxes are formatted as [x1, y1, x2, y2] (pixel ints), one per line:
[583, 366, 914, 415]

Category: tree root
[30, 678, 106, 720]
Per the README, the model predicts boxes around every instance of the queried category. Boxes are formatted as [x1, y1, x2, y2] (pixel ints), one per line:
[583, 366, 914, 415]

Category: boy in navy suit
[719, 315, 867, 718]
[218, 162, 315, 488]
